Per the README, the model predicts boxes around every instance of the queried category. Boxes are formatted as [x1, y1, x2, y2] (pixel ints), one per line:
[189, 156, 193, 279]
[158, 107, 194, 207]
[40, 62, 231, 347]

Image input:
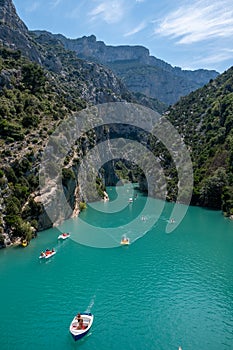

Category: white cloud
[50, 0, 62, 8]
[26, 1, 40, 13]
[65, 1, 88, 20]
[155, 0, 233, 44]
[89, 1, 125, 24]
[124, 21, 146, 37]
[196, 49, 233, 65]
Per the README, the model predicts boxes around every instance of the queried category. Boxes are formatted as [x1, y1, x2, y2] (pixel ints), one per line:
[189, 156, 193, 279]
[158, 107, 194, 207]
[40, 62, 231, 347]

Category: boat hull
[70, 327, 90, 341]
[58, 234, 70, 240]
[69, 313, 93, 341]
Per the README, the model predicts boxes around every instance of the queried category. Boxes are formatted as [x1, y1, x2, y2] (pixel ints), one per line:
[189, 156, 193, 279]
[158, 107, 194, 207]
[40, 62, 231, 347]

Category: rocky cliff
[0, 0, 43, 62]
[0, 1, 135, 246]
[53, 34, 219, 105]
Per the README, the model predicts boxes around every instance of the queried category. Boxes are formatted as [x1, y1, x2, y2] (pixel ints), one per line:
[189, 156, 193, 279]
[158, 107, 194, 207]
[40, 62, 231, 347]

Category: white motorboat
[69, 312, 94, 341]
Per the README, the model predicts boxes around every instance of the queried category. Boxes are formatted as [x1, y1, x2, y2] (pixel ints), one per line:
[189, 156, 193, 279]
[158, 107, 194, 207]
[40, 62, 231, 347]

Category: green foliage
[22, 114, 39, 128]
[12, 218, 33, 241]
[4, 167, 17, 183]
[5, 196, 21, 216]
[0, 119, 24, 140]
[200, 168, 227, 209]
[22, 198, 43, 220]
[62, 168, 75, 183]
[0, 47, 21, 62]
[79, 202, 87, 211]
[96, 176, 106, 198]
[167, 67, 233, 214]
[21, 63, 46, 94]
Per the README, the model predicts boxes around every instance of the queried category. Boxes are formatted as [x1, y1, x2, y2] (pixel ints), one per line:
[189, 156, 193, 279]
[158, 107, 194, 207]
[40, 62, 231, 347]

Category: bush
[79, 202, 87, 211]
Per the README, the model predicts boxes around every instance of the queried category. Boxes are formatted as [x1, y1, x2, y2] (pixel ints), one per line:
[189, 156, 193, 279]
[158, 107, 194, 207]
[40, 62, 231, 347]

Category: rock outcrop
[0, 0, 43, 62]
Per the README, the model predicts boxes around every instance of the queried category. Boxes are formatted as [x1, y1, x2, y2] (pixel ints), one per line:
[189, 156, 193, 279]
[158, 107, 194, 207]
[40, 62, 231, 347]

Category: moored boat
[21, 239, 28, 247]
[58, 232, 70, 240]
[39, 249, 56, 259]
[69, 312, 94, 341]
[120, 236, 130, 245]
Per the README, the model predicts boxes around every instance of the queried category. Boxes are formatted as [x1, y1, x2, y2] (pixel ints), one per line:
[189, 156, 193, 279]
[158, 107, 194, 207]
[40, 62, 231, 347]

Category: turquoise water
[0, 184, 233, 350]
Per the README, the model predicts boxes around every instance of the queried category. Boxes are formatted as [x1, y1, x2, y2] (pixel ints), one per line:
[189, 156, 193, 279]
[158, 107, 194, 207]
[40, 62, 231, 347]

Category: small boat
[21, 239, 28, 247]
[120, 236, 130, 245]
[58, 232, 70, 240]
[128, 198, 133, 203]
[69, 312, 94, 341]
[39, 249, 56, 259]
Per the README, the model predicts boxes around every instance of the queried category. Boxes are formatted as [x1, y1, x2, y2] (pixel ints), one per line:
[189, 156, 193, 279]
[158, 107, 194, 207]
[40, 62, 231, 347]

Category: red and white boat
[58, 232, 70, 240]
[39, 249, 56, 259]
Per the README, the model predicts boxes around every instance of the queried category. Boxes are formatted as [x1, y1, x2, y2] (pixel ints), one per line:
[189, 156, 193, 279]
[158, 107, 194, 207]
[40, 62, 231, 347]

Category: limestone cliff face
[54, 34, 219, 105]
[35, 175, 79, 231]
[55, 34, 150, 64]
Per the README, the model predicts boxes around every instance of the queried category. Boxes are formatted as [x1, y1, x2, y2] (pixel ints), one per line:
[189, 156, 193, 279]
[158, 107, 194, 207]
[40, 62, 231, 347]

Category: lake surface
[0, 184, 233, 350]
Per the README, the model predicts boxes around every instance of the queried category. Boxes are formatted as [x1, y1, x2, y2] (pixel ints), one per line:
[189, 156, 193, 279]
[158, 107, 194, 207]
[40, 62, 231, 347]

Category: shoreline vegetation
[1, 186, 232, 250]
[0, 191, 110, 249]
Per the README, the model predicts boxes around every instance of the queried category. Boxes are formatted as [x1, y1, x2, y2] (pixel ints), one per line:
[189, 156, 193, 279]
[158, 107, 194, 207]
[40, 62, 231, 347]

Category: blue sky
[13, 0, 233, 73]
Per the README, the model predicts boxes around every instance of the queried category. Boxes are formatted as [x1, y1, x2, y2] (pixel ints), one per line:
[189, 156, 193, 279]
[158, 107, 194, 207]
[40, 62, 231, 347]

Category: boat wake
[86, 295, 96, 313]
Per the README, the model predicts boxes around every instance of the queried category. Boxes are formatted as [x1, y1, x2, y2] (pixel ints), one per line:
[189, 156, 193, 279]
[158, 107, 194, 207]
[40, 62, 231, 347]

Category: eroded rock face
[0, 0, 42, 62]
[0, 0, 28, 32]
[55, 34, 150, 64]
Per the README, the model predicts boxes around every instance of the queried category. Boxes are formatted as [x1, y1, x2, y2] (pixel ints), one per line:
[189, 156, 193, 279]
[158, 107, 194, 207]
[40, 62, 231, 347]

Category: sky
[13, 0, 233, 73]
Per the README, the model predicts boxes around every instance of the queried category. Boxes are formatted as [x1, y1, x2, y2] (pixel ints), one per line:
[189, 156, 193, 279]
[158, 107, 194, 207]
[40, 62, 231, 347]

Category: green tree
[22, 63, 46, 94]
[12, 218, 33, 241]
[200, 168, 227, 209]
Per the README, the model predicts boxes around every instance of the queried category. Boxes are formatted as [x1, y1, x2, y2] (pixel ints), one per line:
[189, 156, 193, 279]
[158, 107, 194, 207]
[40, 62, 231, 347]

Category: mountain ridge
[50, 33, 219, 105]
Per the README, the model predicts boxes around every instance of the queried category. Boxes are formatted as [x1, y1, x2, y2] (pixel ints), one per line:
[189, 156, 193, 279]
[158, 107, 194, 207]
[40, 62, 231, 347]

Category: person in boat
[75, 313, 81, 322]
[77, 318, 86, 330]
[40, 252, 45, 257]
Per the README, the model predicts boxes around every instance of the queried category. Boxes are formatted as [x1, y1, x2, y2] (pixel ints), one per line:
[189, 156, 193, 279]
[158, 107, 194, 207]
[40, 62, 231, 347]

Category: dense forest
[167, 68, 233, 215]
